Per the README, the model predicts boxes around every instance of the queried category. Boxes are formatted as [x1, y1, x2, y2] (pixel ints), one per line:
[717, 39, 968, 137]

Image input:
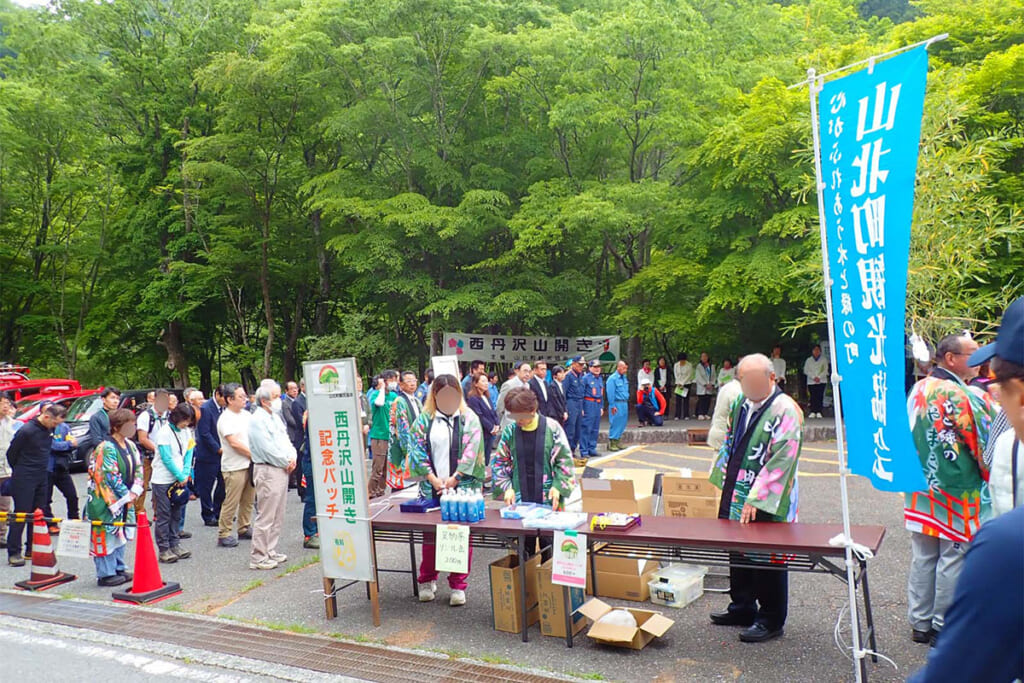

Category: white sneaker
[270, 552, 287, 563]
[419, 582, 436, 602]
[449, 589, 466, 606]
[249, 558, 278, 570]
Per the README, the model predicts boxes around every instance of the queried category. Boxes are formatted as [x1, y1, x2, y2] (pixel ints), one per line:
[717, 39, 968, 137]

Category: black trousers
[637, 403, 664, 426]
[727, 552, 789, 630]
[45, 463, 80, 520]
[696, 394, 712, 417]
[193, 458, 225, 523]
[674, 389, 691, 419]
[809, 384, 826, 414]
[7, 468, 48, 557]
[151, 483, 185, 551]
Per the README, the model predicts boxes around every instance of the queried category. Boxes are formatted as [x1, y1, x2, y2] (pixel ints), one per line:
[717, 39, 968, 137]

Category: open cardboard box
[489, 553, 541, 634]
[578, 598, 675, 650]
[581, 468, 657, 516]
[537, 559, 587, 638]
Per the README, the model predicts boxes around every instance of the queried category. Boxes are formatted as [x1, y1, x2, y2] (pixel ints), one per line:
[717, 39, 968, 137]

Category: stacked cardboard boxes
[661, 469, 721, 519]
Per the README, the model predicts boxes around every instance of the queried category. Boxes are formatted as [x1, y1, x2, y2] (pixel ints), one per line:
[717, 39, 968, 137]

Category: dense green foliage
[0, 0, 1020, 390]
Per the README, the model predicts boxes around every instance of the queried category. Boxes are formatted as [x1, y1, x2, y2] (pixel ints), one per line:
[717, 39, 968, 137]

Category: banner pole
[806, 67, 865, 683]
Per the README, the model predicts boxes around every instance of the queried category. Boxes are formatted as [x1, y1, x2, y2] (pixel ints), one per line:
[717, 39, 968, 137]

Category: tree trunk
[161, 320, 189, 388]
[259, 206, 275, 380]
[284, 285, 306, 382]
[312, 209, 329, 336]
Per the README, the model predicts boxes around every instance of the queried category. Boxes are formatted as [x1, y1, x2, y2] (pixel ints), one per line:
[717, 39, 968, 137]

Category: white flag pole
[806, 67, 865, 683]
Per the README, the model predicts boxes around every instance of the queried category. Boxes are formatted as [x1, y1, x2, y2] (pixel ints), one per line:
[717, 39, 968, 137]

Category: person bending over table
[405, 374, 486, 607]
[492, 387, 576, 559]
[709, 353, 804, 644]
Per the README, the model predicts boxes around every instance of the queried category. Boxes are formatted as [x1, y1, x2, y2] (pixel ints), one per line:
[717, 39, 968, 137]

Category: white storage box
[648, 564, 707, 609]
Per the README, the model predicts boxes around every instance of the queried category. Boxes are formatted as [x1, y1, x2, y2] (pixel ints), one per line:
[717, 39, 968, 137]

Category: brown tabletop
[371, 501, 532, 537]
[579, 516, 885, 557]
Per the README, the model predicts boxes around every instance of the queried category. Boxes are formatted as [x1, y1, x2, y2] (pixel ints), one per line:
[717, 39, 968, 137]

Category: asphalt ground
[0, 441, 928, 682]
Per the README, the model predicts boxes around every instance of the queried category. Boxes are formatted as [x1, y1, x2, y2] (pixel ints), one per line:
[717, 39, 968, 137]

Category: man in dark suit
[194, 385, 227, 527]
[290, 380, 307, 443]
[529, 360, 551, 420]
[547, 365, 568, 425]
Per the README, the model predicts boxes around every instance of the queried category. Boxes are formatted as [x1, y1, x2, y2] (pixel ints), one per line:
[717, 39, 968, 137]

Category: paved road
[0, 614, 308, 682]
[0, 442, 928, 682]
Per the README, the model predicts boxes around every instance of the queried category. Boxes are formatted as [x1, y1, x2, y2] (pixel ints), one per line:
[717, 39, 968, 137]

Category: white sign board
[57, 520, 92, 559]
[551, 530, 587, 588]
[435, 524, 470, 574]
[303, 358, 375, 582]
[430, 355, 462, 382]
[443, 333, 620, 364]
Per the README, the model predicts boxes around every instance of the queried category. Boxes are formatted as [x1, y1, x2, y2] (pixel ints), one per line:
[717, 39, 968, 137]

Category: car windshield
[66, 395, 102, 422]
[13, 397, 40, 418]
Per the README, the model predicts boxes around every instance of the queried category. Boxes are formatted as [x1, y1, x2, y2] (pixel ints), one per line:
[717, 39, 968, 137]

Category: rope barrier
[0, 512, 138, 528]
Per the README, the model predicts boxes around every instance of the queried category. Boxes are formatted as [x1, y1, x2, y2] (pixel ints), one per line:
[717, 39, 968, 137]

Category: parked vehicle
[13, 389, 99, 424]
[64, 388, 186, 470]
[0, 377, 82, 402]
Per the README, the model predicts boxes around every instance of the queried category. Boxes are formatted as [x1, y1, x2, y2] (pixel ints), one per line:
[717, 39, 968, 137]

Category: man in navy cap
[577, 359, 605, 465]
[562, 356, 587, 457]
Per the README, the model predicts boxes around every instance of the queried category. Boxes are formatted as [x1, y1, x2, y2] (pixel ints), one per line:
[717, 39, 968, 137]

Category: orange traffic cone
[15, 509, 76, 591]
[112, 511, 182, 605]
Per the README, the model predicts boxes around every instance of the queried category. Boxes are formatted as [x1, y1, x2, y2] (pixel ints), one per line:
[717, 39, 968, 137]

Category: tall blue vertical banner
[818, 46, 929, 492]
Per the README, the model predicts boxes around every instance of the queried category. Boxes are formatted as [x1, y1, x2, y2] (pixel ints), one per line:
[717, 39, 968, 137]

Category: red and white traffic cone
[112, 511, 182, 604]
[15, 509, 76, 591]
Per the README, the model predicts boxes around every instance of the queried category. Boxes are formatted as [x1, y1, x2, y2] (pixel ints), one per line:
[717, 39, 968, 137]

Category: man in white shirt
[803, 345, 829, 418]
[247, 381, 296, 570]
[135, 389, 170, 515]
[0, 393, 20, 545]
[771, 345, 787, 392]
[217, 383, 255, 547]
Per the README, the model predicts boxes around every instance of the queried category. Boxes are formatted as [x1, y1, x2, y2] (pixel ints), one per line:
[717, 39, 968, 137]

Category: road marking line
[604, 456, 840, 477]
[588, 444, 644, 467]
[637, 447, 839, 466]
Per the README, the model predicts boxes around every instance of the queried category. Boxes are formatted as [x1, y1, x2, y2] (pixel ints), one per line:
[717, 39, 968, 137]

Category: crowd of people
[0, 307, 1020, 676]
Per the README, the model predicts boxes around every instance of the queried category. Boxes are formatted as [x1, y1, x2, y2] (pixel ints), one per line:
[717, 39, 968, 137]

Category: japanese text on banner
[818, 47, 929, 492]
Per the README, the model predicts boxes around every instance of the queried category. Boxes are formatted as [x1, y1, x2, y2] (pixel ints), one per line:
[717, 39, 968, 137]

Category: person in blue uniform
[578, 359, 605, 464]
[605, 360, 630, 452]
[562, 356, 587, 457]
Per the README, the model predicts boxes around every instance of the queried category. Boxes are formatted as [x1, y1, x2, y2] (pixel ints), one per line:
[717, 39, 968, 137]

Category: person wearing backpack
[135, 389, 170, 515]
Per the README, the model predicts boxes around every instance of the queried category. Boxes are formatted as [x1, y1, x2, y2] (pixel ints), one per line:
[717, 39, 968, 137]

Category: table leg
[409, 537, 419, 599]
[588, 539, 598, 596]
[860, 559, 879, 662]
[519, 535, 529, 643]
[562, 584, 573, 648]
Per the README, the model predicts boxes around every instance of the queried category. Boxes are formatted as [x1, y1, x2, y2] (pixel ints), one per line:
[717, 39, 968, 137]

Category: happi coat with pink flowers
[710, 389, 804, 523]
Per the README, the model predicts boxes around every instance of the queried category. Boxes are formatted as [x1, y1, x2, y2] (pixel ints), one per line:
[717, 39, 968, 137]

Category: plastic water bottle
[467, 491, 479, 523]
[440, 490, 451, 521]
[457, 490, 468, 522]
[476, 491, 486, 521]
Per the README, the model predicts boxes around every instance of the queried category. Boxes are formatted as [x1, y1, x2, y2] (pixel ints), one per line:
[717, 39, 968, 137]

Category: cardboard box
[661, 470, 718, 498]
[661, 469, 721, 519]
[581, 469, 657, 516]
[594, 567, 659, 602]
[537, 559, 587, 638]
[489, 553, 541, 634]
[663, 495, 719, 519]
[578, 598, 675, 650]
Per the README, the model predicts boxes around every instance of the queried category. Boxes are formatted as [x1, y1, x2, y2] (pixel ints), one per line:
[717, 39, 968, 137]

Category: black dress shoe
[117, 571, 133, 582]
[912, 628, 936, 644]
[739, 623, 784, 643]
[710, 610, 756, 627]
[98, 574, 129, 587]
[203, 520, 219, 527]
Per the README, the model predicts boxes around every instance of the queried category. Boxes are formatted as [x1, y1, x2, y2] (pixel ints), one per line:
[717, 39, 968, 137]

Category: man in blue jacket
[194, 385, 227, 527]
[605, 360, 630, 452]
[45, 416, 80, 532]
[578, 360, 605, 464]
[563, 356, 586, 458]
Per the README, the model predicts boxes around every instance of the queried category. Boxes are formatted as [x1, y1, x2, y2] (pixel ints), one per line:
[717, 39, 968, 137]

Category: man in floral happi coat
[709, 353, 804, 644]
[904, 333, 996, 647]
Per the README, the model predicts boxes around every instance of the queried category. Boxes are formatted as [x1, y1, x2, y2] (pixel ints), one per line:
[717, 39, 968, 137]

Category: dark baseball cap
[589, 359, 602, 367]
[968, 296, 1024, 367]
